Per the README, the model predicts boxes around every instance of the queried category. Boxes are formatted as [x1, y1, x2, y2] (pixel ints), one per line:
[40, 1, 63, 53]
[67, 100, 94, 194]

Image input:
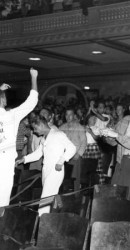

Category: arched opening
[41, 82, 88, 107]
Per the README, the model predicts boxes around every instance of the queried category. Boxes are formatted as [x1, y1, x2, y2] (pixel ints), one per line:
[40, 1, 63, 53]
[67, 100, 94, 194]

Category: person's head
[105, 105, 113, 115]
[23, 116, 29, 127]
[77, 108, 83, 118]
[65, 107, 76, 123]
[87, 115, 97, 127]
[29, 110, 39, 125]
[0, 90, 7, 108]
[30, 114, 50, 137]
[97, 101, 105, 115]
[40, 106, 54, 123]
[116, 104, 125, 118]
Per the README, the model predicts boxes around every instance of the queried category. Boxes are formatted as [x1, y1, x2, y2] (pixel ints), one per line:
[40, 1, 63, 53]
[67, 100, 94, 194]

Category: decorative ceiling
[0, 2, 130, 81]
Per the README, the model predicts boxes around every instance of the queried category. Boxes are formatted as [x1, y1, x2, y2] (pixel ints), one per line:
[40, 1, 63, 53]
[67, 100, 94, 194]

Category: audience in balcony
[0, 0, 127, 20]
[0, 0, 52, 19]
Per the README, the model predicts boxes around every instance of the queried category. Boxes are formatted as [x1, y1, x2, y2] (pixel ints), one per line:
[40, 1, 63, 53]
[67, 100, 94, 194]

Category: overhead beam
[16, 47, 101, 66]
[0, 60, 30, 70]
[0, 59, 46, 71]
[96, 39, 130, 54]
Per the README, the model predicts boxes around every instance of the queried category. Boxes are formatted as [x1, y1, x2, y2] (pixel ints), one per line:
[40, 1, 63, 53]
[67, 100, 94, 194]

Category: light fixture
[84, 86, 90, 90]
[29, 57, 41, 61]
[91, 51, 104, 55]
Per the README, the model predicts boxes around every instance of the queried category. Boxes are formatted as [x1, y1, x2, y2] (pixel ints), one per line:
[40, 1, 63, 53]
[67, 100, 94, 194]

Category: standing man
[16, 115, 76, 216]
[0, 68, 38, 209]
[60, 107, 87, 191]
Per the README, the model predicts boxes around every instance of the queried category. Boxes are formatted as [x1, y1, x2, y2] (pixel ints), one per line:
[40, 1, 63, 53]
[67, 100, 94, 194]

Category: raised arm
[30, 68, 38, 92]
[16, 143, 43, 166]
[13, 68, 38, 121]
[92, 107, 109, 122]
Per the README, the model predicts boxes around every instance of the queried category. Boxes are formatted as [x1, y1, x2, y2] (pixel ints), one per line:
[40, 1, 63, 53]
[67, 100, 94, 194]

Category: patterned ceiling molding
[0, 2, 130, 48]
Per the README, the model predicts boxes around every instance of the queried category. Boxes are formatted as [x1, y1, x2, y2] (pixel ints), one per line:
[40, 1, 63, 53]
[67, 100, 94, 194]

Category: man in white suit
[17, 115, 76, 216]
[0, 68, 38, 209]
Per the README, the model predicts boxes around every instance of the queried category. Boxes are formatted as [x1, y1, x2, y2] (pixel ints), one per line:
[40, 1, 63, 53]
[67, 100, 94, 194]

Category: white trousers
[39, 169, 64, 216]
[0, 150, 15, 207]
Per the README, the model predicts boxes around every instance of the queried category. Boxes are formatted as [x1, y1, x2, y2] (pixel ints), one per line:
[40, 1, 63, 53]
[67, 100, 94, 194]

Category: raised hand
[90, 100, 95, 108]
[0, 83, 11, 91]
[30, 68, 38, 78]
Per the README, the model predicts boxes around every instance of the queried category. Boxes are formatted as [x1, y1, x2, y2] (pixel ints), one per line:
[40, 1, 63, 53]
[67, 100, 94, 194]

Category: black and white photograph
[0, 1, 130, 249]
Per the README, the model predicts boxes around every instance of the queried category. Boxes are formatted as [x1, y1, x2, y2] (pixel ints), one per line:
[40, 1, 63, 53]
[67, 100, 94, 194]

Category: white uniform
[0, 90, 38, 207]
[24, 128, 76, 215]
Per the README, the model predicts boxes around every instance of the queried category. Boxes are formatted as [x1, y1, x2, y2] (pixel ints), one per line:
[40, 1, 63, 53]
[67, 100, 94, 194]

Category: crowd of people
[1, 68, 130, 217]
[0, 0, 52, 19]
[0, 0, 127, 20]
[0, 0, 80, 19]
[13, 92, 130, 205]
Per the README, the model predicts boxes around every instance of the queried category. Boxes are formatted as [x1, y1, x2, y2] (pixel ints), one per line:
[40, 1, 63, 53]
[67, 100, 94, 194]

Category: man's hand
[55, 164, 62, 171]
[90, 100, 95, 109]
[30, 68, 38, 78]
[0, 83, 11, 91]
[73, 153, 80, 160]
[15, 157, 25, 167]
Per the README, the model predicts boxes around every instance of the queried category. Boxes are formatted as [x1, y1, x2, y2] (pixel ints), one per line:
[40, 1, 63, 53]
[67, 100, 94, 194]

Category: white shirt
[86, 130, 96, 144]
[95, 114, 110, 130]
[24, 128, 76, 178]
[0, 90, 38, 156]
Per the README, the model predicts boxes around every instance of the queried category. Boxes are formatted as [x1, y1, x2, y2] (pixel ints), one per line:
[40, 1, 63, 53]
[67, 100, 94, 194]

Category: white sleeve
[24, 143, 43, 164]
[13, 90, 38, 121]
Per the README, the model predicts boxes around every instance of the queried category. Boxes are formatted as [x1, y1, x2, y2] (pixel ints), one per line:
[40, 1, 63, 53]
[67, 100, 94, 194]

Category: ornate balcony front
[0, 1, 130, 49]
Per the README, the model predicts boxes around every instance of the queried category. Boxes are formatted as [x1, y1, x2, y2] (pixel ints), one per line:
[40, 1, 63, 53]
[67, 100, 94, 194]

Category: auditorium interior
[1, 1, 130, 250]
